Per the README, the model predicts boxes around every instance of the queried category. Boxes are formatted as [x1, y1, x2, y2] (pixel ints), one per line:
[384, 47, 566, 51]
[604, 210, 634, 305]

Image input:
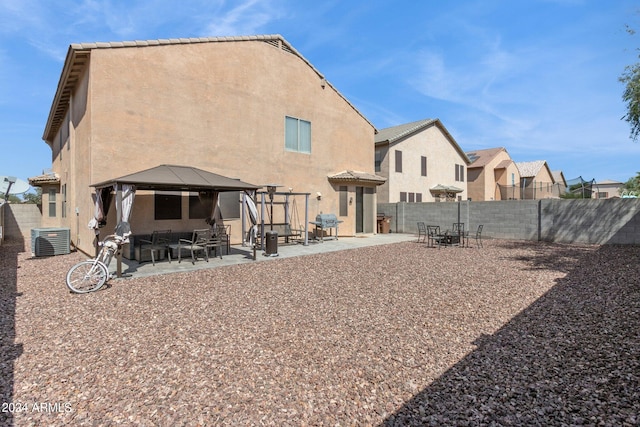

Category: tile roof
[516, 160, 547, 178]
[374, 118, 471, 164]
[494, 159, 512, 169]
[552, 170, 566, 185]
[465, 147, 507, 168]
[327, 170, 386, 184]
[28, 172, 59, 185]
[374, 119, 437, 144]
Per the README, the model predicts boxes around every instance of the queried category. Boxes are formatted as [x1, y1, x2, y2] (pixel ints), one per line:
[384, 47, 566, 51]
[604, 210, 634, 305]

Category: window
[455, 164, 465, 182]
[421, 156, 427, 176]
[339, 186, 348, 216]
[155, 192, 182, 220]
[48, 189, 56, 217]
[408, 192, 415, 203]
[375, 150, 382, 172]
[399, 192, 407, 202]
[285, 116, 311, 153]
[416, 193, 422, 202]
[61, 184, 67, 218]
[395, 150, 402, 173]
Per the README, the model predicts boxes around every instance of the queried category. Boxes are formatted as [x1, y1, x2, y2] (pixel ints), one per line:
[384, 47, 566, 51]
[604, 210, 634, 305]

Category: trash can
[265, 230, 278, 255]
[377, 216, 392, 233]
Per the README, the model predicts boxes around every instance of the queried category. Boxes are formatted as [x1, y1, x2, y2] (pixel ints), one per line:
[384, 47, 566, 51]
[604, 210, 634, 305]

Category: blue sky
[1, 0, 639, 194]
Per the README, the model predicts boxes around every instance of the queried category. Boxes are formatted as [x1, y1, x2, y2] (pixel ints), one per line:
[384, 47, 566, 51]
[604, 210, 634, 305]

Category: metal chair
[417, 222, 427, 243]
[475, 225, 484, 248]
[139, 229, 172, 265]
[426, 225, 442, 248]
[213, 224, 231, 255]
[177, 229, 210, 264]
[452, 223, 465, 247]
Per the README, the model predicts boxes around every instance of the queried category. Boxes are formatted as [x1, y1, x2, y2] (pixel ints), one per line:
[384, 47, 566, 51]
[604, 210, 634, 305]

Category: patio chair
[426, 225, 442, 248]
[474, 224, 484, 248]
[177, 229, 210, 264]
[452, 223, 465, 247]
[213, 224, 231, 255]
[417, 222, 427, 243]
[205, 226, 226, 259]
[139, 229, 172, 266]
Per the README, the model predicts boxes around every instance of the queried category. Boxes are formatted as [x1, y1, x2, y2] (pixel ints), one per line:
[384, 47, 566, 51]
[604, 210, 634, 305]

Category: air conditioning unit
[31, 227, 71, 257]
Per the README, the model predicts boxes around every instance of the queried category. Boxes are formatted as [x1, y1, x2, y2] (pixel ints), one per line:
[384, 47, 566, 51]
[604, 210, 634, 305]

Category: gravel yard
[1, 238, 639, 426]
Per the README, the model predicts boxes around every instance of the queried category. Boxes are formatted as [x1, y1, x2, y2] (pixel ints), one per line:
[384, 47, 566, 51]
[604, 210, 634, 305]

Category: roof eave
[42, 46, 91, 143]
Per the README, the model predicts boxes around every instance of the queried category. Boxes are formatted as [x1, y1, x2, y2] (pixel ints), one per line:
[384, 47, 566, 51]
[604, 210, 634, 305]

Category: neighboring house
[516, 160, 557, 199]
[593, 179, 623, 199]
[465, 147, 521, 201]
[551, 170, 567, 197]
[33, 35, 384, 254]
[374, 119, 470, 203]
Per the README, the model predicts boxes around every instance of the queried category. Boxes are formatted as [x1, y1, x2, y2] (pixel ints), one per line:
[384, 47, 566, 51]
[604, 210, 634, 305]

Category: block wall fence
[1, 204, 42, 245]
[378, 199, 640, 245]
[4, 200, 640, 246]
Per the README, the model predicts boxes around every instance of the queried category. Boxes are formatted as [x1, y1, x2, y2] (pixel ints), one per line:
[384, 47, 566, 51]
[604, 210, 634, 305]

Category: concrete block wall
[2, 204, 42, 243]
[379, 198, 640, 245]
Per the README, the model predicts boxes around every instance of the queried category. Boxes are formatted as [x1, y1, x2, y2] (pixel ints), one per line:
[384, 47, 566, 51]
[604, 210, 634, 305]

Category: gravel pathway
[1, 238, 639, 426]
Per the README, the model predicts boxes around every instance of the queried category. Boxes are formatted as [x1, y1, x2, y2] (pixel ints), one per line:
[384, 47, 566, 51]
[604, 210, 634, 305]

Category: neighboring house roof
[375, 118, 470, 164]
[596, 179, 624, 185]
[494, 159, 512, 169]
[552, 170, 567, 187]
[43, 34, 376, 143]
[91, 164, 261, 192]
[466, 147, 509, 168]
[328, 170, 386, 185]
[516, 160, 548, 178]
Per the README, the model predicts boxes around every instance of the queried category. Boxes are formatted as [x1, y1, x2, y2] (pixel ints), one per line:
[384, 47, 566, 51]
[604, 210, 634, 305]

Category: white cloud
[202, 0, 281, 37]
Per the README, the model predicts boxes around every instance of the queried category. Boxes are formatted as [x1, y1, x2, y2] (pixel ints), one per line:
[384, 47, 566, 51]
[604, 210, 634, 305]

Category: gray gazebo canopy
[90, 164, 261, 277]
[91, 164, 261, 192]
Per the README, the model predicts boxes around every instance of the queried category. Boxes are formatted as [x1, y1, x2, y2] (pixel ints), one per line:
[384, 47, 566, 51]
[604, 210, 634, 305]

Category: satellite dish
[0, 176, 31, 196]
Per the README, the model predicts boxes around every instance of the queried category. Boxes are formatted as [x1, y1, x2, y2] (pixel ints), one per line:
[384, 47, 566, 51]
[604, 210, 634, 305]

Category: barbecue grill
[309, 213, 343, 242]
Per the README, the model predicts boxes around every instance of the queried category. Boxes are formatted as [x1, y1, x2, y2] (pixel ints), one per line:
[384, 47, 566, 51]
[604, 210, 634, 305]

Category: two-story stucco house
[33, 35, 384, 254]
[516, 160, 557, 199]
[466, 147, 521, 201]
[375, 119, 470, 203]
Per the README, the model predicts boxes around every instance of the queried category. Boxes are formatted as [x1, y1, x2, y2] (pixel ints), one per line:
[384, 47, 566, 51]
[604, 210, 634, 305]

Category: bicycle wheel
[65, 260, 109, 293]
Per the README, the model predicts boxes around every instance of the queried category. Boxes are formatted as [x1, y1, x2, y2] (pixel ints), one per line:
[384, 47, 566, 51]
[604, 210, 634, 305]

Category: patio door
[355, 186, 374, 233]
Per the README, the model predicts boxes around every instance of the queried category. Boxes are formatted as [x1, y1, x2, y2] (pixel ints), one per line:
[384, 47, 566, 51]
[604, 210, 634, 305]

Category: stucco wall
[379, 198, 640, 245]
[44, 39, 378, 253]
[376, 124, 468, 203]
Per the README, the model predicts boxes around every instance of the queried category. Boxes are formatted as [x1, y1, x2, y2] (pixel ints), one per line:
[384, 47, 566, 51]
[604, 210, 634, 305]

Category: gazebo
[90, 164, 261, 275]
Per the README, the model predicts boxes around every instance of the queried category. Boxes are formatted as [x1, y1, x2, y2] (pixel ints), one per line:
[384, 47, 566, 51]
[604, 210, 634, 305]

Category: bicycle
[65, 222, 130, 294]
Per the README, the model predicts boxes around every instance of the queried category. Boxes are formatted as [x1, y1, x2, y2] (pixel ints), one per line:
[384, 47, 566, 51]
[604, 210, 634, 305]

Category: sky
[1, 0, 639, 194]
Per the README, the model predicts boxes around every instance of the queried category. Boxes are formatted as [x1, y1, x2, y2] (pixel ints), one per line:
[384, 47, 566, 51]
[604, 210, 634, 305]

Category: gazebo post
[304, 194, 309, 246]
[115, 183, 123, 278]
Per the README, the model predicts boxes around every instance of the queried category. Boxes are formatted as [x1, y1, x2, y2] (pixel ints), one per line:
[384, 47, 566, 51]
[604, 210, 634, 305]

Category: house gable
[374, 118, 469, 203]
[43, 34, 375, 144]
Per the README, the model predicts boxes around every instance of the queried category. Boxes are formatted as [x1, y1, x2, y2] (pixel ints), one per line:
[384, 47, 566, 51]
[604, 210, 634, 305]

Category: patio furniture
[213, 224, 231, 255]
[206, 226, 226, 259]
[139, 229, 172, 265]
[174, 229, 210, 264]
[452, 223, 465, 247]
[417, 222, 427, 243]
[426, 225, 442, 247]
[475, 224, 484, 248]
